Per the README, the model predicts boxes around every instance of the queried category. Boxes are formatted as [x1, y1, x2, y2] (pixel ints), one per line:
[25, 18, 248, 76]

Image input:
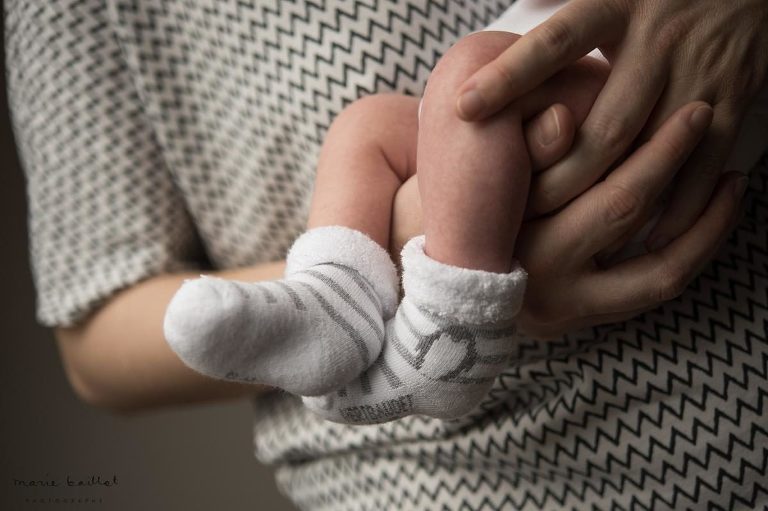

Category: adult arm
[54, 262, 284, 416]
[5, 2, 279, 416]
[455, 0, 768, 245]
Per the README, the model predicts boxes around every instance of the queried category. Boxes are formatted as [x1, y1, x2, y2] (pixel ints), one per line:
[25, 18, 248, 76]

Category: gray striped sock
[302, 295, 518, 423]
[164, 228, 398, 397]
[302, 235, 527, 424]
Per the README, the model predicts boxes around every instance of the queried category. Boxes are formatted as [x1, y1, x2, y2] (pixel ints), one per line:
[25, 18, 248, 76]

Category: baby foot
[303, 235, 527, 423]
[163, 226, 398, 396]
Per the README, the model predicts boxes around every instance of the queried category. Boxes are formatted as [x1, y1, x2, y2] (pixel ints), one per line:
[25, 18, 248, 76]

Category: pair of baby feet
[163, 226, 526, 424]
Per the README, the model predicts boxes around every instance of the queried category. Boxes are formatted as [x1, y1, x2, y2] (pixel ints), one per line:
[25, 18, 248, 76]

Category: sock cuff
[401, 235, 527, 323]
[285, 226, 399, 317]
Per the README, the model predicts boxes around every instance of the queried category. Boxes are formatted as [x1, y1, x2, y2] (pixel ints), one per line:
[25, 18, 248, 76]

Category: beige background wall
[1, 32, 295, 511]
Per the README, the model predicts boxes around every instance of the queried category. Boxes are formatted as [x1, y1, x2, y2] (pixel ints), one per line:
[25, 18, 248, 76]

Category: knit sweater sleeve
[5, 1, 206, 328]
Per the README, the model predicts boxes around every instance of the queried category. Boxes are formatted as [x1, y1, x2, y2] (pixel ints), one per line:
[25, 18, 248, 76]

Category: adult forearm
[54, 261, 286, 416]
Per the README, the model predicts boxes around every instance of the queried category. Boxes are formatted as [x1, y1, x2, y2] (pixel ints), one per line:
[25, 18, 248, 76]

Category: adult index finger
[455, 0, 625, 121]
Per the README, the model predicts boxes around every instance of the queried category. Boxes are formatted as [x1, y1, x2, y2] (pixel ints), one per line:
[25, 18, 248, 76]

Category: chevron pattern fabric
[255, 160, 768, 509]
[7, 0, 510, 326]
[6, 0, 767, 509]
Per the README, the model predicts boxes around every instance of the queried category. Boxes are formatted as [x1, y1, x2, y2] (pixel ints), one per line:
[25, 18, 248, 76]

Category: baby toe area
[163, 277, 249, 366]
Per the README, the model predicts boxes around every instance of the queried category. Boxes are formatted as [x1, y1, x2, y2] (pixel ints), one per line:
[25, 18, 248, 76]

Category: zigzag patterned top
[6, 1, 767, 509]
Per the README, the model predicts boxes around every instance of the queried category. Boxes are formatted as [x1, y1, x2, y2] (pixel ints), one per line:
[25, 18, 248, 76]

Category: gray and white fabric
[6, 1, 768, 510]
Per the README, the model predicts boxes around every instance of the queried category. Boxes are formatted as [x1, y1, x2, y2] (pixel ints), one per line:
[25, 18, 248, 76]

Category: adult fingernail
[536, 107, 561, 147]
[733, 174, 748, 199]
[646, 235, 671, 252]
[457, 89, 485, 120]
[688, 105, 713, 131]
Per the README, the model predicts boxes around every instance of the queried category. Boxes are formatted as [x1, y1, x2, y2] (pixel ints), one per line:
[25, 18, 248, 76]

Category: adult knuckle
[655, 137, 685, 164]
[652, 121, 691, 161]
[602, 183, 641, 225]
[587, 113, 631, 151]
[534, 19, 575, 60]
[489, 59, 517, 89]
[653, 17, 689, 56]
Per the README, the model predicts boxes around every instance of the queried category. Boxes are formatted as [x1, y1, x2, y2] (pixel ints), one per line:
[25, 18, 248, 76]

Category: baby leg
[163, 96, 419, 397]
[304, 32, 531, 423]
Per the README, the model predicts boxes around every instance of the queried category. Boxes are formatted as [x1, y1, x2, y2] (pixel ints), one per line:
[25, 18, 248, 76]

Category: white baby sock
[302, 235, 528, 424]
[163, 226, 399, 397]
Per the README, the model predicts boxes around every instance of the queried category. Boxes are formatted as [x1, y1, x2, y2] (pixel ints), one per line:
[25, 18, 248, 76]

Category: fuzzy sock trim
[400, 235, 527, 323]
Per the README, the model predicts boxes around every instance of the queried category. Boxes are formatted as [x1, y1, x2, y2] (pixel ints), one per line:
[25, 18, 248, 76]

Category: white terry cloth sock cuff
[285, 226, 399, 317]
[401, 235, 528, 323]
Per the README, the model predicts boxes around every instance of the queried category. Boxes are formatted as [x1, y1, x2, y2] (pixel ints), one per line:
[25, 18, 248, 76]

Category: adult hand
[455, 0, 768, 249]
[514, 102, 745, 339]
[392, 101, 746, 340]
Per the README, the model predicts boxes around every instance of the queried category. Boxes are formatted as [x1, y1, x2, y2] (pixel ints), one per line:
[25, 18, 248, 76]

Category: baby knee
[331, 94, 391, 131]
[330, 94, 418, 136]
